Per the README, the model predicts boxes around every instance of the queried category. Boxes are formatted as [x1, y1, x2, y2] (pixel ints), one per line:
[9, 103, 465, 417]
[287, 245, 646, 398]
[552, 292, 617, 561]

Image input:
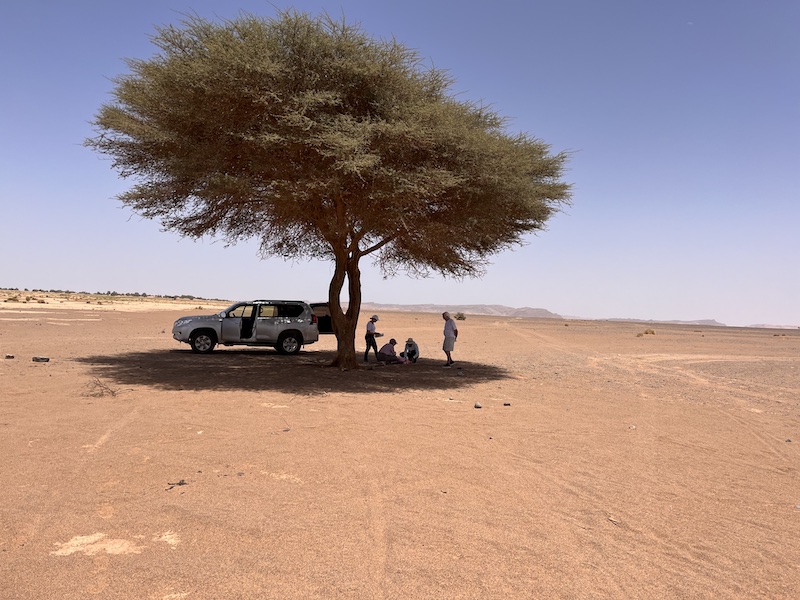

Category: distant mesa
[361, 305, 789, 329]
[607, 318, 727, 327]
[360, 302, 562, 319]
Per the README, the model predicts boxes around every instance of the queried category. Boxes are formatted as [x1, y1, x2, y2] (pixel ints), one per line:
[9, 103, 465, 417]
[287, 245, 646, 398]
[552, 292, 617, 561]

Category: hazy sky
[2, 1, 798, 326]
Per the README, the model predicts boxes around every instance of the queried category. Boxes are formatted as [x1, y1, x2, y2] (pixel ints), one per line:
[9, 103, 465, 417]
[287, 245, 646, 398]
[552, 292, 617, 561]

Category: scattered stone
[474, 402, 482, 409]
[629, 425, 637, 430]
[786, 439, 792, 443]
[32, 356, 50, 363]
[4, 354, 13, 359]
[503, 402, 511, 406]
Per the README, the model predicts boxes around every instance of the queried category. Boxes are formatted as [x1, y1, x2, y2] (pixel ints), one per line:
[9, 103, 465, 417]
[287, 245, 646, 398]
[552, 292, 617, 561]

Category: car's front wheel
[190, 330, 217, 353]
[276, 331, 302, 355]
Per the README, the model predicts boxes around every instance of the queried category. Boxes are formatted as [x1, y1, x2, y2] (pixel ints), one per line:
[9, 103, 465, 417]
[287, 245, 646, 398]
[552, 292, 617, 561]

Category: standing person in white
[364, 314, 382, 362]
[442, 312, 458, 367]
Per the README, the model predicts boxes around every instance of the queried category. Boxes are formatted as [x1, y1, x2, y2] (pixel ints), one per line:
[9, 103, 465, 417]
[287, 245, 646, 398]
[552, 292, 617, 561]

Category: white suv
[172, 300, 320, 354]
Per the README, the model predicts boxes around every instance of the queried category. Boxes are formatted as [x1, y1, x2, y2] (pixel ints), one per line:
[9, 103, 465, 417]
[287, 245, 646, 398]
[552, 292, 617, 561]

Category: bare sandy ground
[1, 298, 799, 599]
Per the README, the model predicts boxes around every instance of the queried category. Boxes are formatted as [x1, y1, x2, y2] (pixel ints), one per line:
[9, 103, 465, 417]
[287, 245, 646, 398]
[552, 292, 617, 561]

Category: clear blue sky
[1, 1, 798, 326]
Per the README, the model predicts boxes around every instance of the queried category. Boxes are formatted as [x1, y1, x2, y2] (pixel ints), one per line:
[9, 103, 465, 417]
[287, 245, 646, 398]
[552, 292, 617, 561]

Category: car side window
[278, 304, 304, 318]
[229, 304, 254, 318]
[259, 305, 277, 317]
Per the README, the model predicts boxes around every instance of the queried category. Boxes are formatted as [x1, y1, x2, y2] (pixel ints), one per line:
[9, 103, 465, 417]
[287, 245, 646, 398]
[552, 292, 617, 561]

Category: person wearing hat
[400, 337, 419, 363]
[378, 338, 404, 364]
[364, 314, 383, 362]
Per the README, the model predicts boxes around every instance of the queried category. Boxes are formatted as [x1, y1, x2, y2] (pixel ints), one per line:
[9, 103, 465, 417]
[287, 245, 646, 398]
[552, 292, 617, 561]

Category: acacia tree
[87, 11, 571, 369]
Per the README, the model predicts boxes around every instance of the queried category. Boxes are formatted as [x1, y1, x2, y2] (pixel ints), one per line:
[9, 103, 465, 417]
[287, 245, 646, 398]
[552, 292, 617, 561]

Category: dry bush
[83, 377, 121, 398]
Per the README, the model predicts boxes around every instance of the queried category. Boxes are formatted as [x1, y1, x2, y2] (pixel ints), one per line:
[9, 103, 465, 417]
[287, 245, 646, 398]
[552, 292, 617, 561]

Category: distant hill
[360, 302, 562, 319]
[608, 319, 798, 329]
[362, 305, 800, 329]
[607, 318, 727, 327]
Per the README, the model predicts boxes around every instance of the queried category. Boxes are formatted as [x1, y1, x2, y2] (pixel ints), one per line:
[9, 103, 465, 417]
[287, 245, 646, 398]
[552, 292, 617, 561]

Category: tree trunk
[328, 251, 362, 370]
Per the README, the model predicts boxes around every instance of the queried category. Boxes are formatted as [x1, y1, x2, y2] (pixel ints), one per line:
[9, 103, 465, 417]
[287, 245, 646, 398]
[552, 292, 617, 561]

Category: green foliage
[87, 10, 569, 274]
[454, 312, 466, 320]
[85, 10, 571, 367]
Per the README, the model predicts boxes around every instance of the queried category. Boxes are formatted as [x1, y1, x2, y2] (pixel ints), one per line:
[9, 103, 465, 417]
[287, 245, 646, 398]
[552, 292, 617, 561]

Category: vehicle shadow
[75, 348, 512, 394]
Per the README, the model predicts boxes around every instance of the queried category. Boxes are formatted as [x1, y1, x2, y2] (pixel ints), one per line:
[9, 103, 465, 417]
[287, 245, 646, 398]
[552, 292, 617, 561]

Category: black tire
[276, 331, 302, 355]
[190, 330, 217, 353]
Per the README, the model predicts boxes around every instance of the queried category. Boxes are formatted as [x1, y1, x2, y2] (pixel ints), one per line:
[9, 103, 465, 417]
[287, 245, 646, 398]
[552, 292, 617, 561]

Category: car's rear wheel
[276, 331, 301, 355]
[190, 330, 217, 353]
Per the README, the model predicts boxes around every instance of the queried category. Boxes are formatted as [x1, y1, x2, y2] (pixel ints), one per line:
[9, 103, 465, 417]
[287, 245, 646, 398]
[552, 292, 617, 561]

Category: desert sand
[1, 294, 799, 599]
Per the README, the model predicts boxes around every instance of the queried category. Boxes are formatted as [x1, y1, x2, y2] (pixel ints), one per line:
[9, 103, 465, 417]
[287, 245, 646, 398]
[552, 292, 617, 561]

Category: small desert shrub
[644, 328, 656, 335]
[454, 312, 466, 321]
[5, 296, 19, 302]
[83, 377, 120, 397]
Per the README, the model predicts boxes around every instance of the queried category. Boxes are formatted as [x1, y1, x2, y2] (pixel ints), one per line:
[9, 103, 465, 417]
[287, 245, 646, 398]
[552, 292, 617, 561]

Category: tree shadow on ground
[74, 348, 511, 394]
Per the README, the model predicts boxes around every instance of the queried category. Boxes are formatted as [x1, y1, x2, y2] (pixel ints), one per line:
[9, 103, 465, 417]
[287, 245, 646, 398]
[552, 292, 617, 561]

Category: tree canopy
[87, 10, 571, 368]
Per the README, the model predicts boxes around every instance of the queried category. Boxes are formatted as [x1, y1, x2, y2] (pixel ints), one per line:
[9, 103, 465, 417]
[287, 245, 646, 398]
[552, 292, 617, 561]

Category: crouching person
[378, 338, 405, 364]
[400, 338, 419, 363]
